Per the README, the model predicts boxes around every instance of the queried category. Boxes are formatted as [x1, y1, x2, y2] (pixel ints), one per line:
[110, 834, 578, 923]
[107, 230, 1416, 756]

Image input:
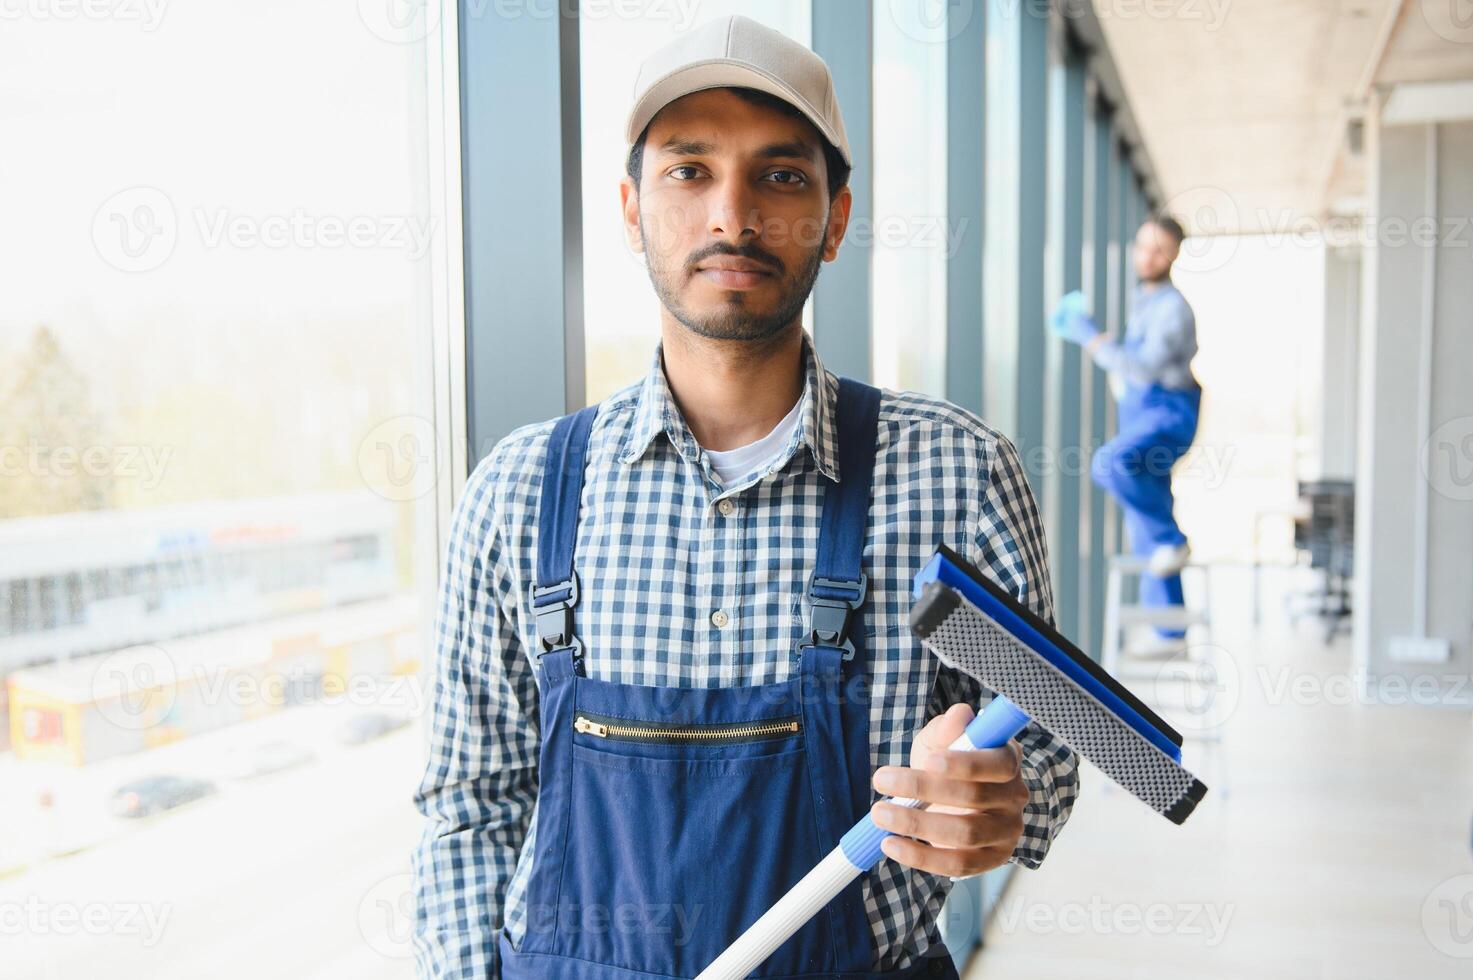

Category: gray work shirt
[1091, 280, 1199, 391]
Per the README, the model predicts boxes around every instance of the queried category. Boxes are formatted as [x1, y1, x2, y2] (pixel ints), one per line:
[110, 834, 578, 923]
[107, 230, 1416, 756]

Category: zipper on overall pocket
[573, 711, 801, 744]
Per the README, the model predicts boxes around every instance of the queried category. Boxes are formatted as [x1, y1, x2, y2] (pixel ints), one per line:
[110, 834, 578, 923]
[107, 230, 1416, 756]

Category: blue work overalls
[1091, 377, 1201, 635]
[498, 378, 960, 979]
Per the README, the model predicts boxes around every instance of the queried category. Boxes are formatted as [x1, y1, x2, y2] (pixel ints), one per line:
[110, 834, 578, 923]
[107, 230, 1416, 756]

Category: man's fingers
[877, 834, 1014, 879]
[911, 702, 975, 770]
[923, 740, 1022, 783]
[870, 801, 1024, 851]
[871, 761, 1028, 810]
[918, 703, 976, 752]
[875, 740, 1023, 799]
[877, 703, 1030, 878]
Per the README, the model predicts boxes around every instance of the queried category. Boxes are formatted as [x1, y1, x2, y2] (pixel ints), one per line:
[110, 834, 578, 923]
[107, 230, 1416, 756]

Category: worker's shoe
[1148, 541, 1191, 577]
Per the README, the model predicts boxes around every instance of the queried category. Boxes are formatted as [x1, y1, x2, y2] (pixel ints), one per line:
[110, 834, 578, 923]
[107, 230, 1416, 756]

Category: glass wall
[871, 2, 949, 394]
[0, 4, 443, 977]
[981, 0, 1023, 435]
[1, 2, 1171, 976]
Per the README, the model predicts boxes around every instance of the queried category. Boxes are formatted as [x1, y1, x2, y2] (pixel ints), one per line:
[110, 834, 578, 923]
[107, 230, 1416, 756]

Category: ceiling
[1094, 0, 1473, 235]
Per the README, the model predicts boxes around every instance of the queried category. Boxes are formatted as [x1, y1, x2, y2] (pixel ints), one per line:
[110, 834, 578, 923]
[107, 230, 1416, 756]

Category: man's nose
[706, 176, 762, 242]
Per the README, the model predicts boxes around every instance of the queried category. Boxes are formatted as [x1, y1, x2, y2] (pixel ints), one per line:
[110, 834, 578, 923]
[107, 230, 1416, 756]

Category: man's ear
[619, 176, 644, 255]
[822, 184, 853, 263]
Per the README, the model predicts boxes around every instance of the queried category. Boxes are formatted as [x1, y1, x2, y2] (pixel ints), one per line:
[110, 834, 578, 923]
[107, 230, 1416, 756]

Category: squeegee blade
[911, 581, 1208, 825]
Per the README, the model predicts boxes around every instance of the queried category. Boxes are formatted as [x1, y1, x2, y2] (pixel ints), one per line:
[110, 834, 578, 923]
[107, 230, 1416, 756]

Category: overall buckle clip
[532, 573, 582, 660]
[798, 571, 867, 661]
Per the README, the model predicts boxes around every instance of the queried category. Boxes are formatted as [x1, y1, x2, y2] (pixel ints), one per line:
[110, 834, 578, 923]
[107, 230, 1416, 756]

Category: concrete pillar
[1353, 99, 1473, 704]
[1316, 246, 1361, 481]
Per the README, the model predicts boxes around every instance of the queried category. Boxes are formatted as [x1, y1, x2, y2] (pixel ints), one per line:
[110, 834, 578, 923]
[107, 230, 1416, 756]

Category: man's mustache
[688, 246, 785, 275]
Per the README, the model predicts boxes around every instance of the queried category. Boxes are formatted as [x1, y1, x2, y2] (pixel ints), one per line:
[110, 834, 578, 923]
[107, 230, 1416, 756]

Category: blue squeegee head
[910, 580, 1208, 825]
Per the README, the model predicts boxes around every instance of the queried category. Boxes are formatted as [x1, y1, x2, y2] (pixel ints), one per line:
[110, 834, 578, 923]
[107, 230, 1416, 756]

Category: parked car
[336, 711, 410, 746]
[111, 775, 217, 819]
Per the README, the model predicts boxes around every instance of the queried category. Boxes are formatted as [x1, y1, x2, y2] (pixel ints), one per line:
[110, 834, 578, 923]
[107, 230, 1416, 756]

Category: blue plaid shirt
[412, 331, 1078, 977]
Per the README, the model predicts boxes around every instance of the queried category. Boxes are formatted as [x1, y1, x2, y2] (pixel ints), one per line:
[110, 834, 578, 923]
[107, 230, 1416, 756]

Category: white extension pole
[694, 847, 861, 980]
[694, 697, 1031, 980]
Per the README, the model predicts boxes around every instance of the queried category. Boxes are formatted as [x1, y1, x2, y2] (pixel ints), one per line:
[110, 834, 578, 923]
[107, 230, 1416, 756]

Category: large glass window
[580, 1, 814, 404]
[981, 0, 1023, 433]
[1, 4, 444, 976]
[871, 1, 949, 395]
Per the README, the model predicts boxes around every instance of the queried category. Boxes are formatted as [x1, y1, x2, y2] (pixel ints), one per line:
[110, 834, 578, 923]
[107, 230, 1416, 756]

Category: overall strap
[799, 376, 882, 660]
[533, 404, 599, 665]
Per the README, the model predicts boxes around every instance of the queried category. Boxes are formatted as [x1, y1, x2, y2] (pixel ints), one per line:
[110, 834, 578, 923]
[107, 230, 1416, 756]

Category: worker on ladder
[1050, 213, 1201, 648]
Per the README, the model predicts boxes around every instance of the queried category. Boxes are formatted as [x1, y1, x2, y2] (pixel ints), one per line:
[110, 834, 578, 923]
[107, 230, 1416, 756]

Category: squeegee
[694, 545, 1208, 980]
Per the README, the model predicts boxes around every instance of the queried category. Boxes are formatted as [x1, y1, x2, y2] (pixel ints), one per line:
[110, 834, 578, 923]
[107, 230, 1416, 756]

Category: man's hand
[1048, 290, 1100, 346]
[868, 702, 1029, 878]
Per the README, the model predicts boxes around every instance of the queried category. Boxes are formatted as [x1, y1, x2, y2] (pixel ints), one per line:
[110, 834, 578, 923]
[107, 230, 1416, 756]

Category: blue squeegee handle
[838, 696, 1032, 871]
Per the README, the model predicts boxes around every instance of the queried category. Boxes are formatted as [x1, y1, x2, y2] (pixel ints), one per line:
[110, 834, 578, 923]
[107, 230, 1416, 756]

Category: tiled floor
[964, 565, 1473, 979]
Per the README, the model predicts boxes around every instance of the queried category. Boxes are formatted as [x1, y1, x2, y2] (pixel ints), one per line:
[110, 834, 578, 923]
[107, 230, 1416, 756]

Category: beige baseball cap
[624, 14, 852, 168]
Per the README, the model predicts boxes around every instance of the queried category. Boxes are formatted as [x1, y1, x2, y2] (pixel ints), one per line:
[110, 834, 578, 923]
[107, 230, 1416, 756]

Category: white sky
[0, 2, 423, 365]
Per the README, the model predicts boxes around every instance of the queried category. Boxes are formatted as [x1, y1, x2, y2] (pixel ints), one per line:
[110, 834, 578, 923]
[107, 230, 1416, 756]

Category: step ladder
[1102, 556, 1211, 675]
[1100, 554, 1229, 796]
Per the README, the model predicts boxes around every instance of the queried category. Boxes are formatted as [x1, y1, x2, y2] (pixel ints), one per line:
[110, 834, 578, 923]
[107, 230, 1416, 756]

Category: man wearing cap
[412, 15, 1077, 980]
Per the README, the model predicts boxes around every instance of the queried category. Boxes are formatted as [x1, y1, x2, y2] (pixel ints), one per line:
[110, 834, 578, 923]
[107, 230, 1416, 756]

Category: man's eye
[669, 165, 702, 180]
[764, 170, 806, 185]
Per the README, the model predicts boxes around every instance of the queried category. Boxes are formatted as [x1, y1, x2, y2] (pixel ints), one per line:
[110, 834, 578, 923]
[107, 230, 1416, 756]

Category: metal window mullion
[1109, 139, 1132, 559]
[812, 0, 873, 382]
[459, 2, 584, 461]
[944, 0, 986, 413]
[1043, 22, 1087, 639]
[1084, 93, 1113, 658]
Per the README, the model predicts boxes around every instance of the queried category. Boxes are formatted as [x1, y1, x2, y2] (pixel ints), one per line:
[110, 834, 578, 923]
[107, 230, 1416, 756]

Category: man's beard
[643, 226, 824, 343]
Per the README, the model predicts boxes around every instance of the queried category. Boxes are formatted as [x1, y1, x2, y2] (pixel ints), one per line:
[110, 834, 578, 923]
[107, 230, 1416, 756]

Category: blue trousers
[1090, 383, 1201, 637]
